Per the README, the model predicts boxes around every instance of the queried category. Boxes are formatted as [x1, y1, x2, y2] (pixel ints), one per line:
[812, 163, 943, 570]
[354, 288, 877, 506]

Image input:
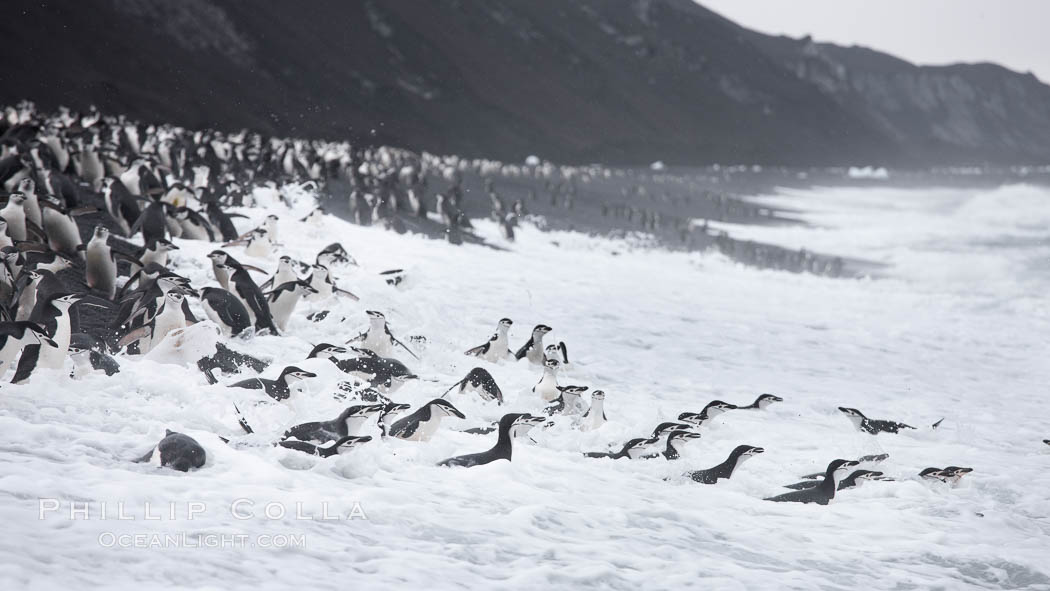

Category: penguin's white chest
[39, 315, 72, 369]
[148, 306, 186, 352]
[483, 334, 509, 362]
[406, 415, 444, 442]
[533, 375, 560, 402]
[363, 330, 392, 356]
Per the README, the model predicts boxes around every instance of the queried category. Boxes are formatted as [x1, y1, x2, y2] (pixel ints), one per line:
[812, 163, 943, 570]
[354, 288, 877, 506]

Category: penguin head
[504, 412, 544, 437]
[943, 466, 973, 479]
[733, 444, 765, 459]
[18, 178, 34, 193]
[534, 324, 552, 336]
[667, 430, 703, 449]
[837, 407, 865, 418]
[651, 421, 691, 438]
[543, 358, 560, 371]
[560, 385, 588, 395]
[165, 291, 186, 305]
[7, 192, 25, 206]
[50, 292, 92, 310]
[755, 393, 783, 407]
[345, 404, 386, 419]
[310, 263, 329, 278]
[498, 318, 513, 329]
[380, 402, 411, 418]
[153, 238, 179, 253]
[827, 459, 861, 480]
[428, 399, 466, 419]
[92, 225, 110, 241]
[294, 281, 319, 296]
[334, 435, 373, 454]
[280, 366, 317, 383]
[850, 470, 884, 484]
[702, 400, 738, 417]
[308, 343, 347, 359]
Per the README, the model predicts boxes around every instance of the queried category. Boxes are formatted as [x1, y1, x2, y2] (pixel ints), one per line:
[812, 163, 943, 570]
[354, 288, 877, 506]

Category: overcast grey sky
[701, 0, 1050, 82]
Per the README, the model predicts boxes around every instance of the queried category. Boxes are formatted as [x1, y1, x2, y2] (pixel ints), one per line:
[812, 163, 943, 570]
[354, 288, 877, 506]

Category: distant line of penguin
[0, 102, 1031, 506]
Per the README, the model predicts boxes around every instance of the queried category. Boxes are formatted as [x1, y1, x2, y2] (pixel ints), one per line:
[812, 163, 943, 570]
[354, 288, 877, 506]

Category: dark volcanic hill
[3, 0, 1049, 166]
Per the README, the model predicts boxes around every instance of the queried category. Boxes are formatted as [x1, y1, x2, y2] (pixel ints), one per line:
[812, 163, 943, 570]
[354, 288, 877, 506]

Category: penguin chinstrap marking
[464, 318, 513, 362]
[229, 366, 317, 401]
[578, 390, 607, 432]
[386, 399, 465, 442]
[740, 393, 783, 410]
[545, 385, 588, 416]
[444, 367, 503, 404]
[764, 459, 860, 505]
[838, 407, 916, 435]
[686, 445, 764, 484]
[514, 324, 552, 365]
[136, 430, 206, 472]
[661, 430, 703, 460]
[678, 400, 739, 429]
[438, 413, 544, 468]
[281, 404, 386, 444]
[919, 466, 974, 484]
[279, 435, 372, 458]
[532, 358, 561, 402]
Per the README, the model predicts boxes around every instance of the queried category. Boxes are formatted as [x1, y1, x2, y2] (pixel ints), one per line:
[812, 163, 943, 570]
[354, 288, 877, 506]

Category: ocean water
[1, 183, 1048, 590]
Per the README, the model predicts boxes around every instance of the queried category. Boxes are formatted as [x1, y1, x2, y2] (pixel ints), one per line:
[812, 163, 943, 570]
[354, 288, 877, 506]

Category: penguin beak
[750, 447, 765, 455]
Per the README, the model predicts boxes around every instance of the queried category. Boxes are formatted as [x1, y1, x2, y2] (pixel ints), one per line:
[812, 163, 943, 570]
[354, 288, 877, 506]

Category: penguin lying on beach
[136, 430, 206, 472]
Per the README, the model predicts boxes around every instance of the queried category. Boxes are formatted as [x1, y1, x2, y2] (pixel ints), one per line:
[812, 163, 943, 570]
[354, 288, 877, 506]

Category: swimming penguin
[346, 310, 417, 359]
[662, 430, 703, 460]
[919, 466, 973, 484]
[838, 407, 915, 435]
[67, 332, 120, 377]
[783, 468, 886, 491]
[85, 225, 117, 299]
[797, 453, 889, 480]
[740, 393, 783, 409]
[218, 262, 279, 335]
[136, 430, 206, 472]
[514, 324, 552, 365]
[377, 402, 412, 437]
[685, 445, 765, 484]
[0, 321, 58, 376]
[304, 343, 349, 361]
[437, 413, 545, 468]
[578, 390, 607, 431]
[278, 435, 372, 458]
[200, 287, 252, 337]
[331, 348, 416, 392]
[386, 399, 466, 442]
[265, 280, 317, 331]
[532, 358, 561, 401]
[545, 385, 589, 415]
[228, 366, 317, 401]
[764, 459, 860, 504]
[464, 318, 513, 362]
[443, 367, 504, 404]
[281, 404, 386, 444]
[678, 400, 738, 428]
[260, 255, 298, 290]
[584, 435, 661, 460]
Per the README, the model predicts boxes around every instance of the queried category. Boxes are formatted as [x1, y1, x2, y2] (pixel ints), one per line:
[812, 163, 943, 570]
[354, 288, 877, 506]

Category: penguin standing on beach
[265, 280, 317, 332]
[199, 287, 252, 337]
[85, 226, 117, 299]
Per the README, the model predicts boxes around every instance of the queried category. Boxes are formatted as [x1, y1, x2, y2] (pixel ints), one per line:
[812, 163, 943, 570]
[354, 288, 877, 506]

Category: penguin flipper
[134, 448, 155, 463]
[513, 337, 533, 360]
[464, 342, 489, 357]
[11, 344, 41, 384]
[391, 336, 419, 360]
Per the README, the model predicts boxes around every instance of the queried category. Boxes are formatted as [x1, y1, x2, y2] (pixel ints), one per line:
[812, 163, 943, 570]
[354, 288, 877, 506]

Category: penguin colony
[0, 102, 1001, 501]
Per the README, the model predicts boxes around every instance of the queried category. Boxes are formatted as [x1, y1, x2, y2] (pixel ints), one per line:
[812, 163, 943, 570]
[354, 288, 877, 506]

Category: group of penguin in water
[0, 101, 1026, 506]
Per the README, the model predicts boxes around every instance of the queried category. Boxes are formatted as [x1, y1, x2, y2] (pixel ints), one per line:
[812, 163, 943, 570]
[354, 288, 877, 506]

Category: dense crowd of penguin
[1, 101, 1013, 508]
